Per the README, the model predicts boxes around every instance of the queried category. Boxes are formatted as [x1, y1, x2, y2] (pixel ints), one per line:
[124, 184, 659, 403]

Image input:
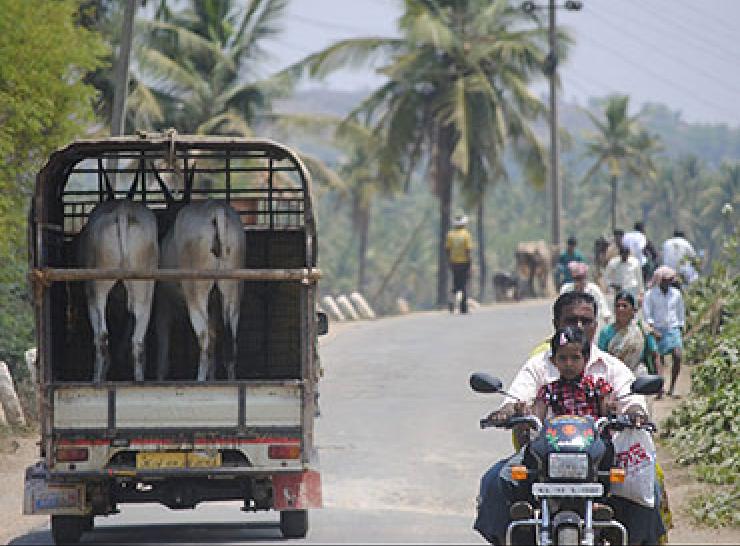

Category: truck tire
[51, 515, 88, 544]
[279, 509, 308, 538]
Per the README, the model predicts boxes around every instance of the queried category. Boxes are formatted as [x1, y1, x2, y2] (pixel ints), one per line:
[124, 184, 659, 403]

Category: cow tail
[211, 206, 225, 260]
[117, 207, 129, 268]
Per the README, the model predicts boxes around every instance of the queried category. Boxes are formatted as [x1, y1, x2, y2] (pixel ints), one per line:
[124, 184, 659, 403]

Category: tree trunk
[436, 125, 455, 308]
[610, 175, 618, 233]
[477, 197, 487, 302]
[357, 205, 370, 294]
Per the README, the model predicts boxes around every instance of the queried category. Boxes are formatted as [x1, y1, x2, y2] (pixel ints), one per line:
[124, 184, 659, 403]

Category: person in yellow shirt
[445, 214, 473, 314]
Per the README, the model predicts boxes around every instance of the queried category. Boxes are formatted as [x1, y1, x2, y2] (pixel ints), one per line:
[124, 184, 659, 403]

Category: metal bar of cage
[31, 267, 321, 283]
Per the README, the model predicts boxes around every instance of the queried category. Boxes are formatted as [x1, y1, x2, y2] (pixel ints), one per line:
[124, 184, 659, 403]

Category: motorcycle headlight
[548, 453, 589, 479]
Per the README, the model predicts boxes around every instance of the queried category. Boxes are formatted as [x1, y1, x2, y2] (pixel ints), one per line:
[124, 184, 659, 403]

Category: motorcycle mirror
[630, 374, 664, 395]
[470, 372, 503, 394]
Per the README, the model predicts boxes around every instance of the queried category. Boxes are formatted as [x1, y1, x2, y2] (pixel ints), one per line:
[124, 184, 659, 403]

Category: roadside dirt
[1, 312, 738, 544]
[0, 430, 47, 544]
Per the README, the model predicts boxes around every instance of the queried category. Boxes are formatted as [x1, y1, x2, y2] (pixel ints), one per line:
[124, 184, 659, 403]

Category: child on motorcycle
[533, 326, 616, 422]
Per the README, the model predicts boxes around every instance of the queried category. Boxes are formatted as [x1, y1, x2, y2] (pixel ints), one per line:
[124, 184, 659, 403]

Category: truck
[23, 134, 326, 544]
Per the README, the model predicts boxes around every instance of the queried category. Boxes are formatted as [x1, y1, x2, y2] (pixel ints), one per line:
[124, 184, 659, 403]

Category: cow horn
[150, 162, 175, 207]
[126, 171, 140, 200]
[184, 162, 195, 204]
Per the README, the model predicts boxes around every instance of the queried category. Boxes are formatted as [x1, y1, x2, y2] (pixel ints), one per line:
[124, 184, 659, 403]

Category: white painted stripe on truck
[53, 388, 108, 429]
[52, 384, 303, 430]
[245, 385, 302, 427]
[116, 386, 239, 428]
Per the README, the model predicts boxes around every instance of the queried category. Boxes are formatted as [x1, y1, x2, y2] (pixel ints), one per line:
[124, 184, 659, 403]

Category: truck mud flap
[272, 470, 322, 510]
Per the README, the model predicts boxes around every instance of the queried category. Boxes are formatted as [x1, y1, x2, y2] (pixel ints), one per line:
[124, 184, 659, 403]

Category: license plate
[532, 483, 604, 497]
[27, 484, 85, 514]
[136, 451, 222, 469]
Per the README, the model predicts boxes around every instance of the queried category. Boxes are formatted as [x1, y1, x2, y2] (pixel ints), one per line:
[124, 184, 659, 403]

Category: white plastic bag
[610, 428, 656, 508]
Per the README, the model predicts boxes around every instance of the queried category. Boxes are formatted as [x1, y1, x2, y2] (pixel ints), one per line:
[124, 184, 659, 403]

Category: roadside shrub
[661, 237, 739, 526]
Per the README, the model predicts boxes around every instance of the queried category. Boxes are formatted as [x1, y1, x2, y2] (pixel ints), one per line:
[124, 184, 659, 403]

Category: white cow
[156, 199, 246, 382]
[78, 200, 158, 383]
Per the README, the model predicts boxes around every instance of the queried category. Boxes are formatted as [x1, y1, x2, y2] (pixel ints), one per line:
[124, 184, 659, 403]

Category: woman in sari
[598, 291, 658, 376]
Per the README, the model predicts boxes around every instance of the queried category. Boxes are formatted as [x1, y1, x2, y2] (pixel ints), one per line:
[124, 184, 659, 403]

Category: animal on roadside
[492, 272, 520, 302]
[515, 240, 556, 298]
[155, 198, 247, 382]
[78, 198, 158, 383]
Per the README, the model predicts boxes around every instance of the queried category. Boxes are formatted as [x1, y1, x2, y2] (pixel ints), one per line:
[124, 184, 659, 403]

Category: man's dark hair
[674, 229, 685, 238]
[567, 235, 577, 246]
[634, 221, 644, 232]
[553, 291, 597, 323]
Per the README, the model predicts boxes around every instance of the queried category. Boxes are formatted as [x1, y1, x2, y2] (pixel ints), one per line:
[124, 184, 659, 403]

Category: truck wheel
[279, 509, 308, 538]
[51, 515, 87, 544]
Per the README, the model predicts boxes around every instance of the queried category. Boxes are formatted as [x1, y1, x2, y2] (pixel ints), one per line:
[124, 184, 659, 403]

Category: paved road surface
[11, 300, 552, 544]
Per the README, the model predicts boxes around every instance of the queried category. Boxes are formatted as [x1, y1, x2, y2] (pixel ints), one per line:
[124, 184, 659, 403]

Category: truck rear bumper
[272, 470, 322, 510]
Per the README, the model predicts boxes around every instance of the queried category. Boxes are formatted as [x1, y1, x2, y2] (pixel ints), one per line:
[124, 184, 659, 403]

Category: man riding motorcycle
[474, 292, 666, 545]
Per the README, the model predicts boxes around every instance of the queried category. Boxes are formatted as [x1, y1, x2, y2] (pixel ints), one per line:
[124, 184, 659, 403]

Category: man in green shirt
[555, 235, 586, 289]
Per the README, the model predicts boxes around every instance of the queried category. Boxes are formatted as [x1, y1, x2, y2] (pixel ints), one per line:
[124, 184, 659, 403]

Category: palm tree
[581, 95, 662, 232]
[128, 0, 289, 136]
[283, 0, 553, 306]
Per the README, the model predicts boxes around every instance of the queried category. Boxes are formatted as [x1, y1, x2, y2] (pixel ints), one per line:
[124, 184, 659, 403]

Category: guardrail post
[0, 361, 27, 426]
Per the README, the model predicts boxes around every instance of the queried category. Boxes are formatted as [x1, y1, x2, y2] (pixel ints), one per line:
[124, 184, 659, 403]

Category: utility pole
[548, 0, 560, 247]
[522, 0, 582, 248]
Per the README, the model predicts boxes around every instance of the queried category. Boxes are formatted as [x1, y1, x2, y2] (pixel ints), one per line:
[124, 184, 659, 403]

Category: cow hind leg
[88, 282, 114, 384]
[218, 280, 242, 381]
[125, 280, 154, 382]
[184, 282, 213, 382]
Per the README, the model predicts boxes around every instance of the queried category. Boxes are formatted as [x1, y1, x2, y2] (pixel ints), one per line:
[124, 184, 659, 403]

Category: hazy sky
[265, 0, 740, 127]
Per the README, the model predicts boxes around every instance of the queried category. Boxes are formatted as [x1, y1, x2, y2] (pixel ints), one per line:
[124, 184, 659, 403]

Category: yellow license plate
[135, 451, 221, 469]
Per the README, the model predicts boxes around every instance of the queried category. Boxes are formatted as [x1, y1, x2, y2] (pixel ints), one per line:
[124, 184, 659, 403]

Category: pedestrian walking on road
[662, 230, 699, 285]
[643, 266, 685, 398]
[604, 244, 644, 306]
[445, 214, 473, 314]
[559, 262, 612, 331]
[555, 235, 586, 289]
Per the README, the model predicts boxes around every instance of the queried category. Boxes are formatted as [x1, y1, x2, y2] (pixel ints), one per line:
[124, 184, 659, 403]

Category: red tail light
[55, 447, 89, 462]
[268, 444, 301, 459]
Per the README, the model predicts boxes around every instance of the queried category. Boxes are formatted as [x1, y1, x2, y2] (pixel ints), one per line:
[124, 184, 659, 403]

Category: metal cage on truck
[25, 134, 323, 542]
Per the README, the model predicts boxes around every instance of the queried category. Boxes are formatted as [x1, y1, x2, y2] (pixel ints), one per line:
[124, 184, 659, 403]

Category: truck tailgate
[52, 384, 302, 430]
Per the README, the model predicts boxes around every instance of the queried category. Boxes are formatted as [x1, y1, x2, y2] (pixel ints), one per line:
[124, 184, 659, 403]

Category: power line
[636, 1, 739, 62]
[582, 6, 740, 97]
[661, 0, 739, 40]
[575, 28, 738, 118]
[593, 1, 739, 66]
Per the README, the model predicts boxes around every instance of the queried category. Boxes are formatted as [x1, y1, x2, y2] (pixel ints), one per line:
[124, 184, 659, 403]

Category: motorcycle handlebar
[479, 415, 543, 431]
[596, 415, 657, 433]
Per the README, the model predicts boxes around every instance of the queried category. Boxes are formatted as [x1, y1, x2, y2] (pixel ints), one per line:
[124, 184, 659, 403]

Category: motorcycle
[470, 373, 663, 546]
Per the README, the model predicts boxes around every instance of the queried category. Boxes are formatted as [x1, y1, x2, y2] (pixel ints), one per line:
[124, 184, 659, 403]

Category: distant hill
[274, 88, 740, 167]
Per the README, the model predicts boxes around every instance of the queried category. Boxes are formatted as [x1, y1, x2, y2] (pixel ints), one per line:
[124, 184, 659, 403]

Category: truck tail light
[268, 445, 301, 460]
[55, 447, 89, 462]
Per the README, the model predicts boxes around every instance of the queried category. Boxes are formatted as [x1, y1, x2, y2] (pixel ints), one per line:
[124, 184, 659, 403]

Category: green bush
[661, 237, 739, 526]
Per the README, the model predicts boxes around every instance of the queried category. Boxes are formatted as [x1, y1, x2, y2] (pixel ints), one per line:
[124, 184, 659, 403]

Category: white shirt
[604, 255, 644, 297]
[506, 345, 647, 415]
[559, 281, 613, 325]
[662, 236, 696, 270]
[643, 286, 685, 330]
[622, 231, 647, 265]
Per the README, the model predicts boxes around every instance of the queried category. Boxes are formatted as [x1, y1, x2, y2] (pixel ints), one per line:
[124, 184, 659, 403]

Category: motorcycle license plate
[532, 483, 604, 497]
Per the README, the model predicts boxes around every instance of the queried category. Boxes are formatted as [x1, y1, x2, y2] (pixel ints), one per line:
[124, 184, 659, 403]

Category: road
[11, 300, 552, 544]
